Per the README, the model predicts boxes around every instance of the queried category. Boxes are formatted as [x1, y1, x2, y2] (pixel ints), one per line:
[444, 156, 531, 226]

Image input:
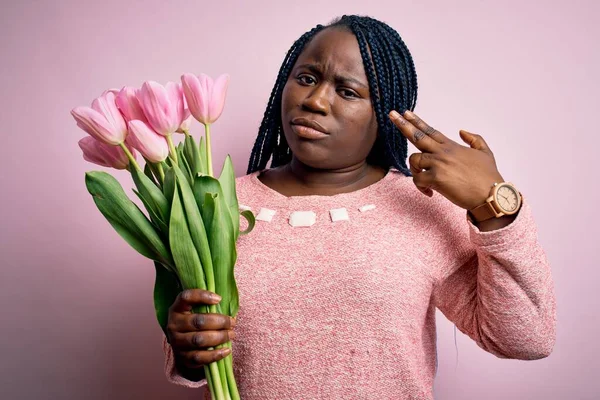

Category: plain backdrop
[1, 0, 598, 399]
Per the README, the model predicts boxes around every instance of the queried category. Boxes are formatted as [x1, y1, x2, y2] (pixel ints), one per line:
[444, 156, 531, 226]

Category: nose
[301, 84, 331, 115]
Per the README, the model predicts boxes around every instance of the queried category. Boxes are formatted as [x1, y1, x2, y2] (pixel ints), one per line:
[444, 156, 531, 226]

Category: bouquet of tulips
[71, 73, 255, 400]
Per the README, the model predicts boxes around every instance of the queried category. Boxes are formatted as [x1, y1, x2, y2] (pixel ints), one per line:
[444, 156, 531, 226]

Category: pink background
[1, 0, 598, 399]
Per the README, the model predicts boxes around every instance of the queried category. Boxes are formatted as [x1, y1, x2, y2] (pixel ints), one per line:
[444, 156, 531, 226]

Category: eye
[297, 74, 316, 85]
[338, 88, 359, 99]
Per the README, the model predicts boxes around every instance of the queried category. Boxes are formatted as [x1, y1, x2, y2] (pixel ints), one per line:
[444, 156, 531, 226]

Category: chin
[283, 134, 330, 169]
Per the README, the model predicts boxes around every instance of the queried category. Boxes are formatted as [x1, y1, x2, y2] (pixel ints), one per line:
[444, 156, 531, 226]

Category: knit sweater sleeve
[161, 334, 208, 388]
[431, 196, 557, 360]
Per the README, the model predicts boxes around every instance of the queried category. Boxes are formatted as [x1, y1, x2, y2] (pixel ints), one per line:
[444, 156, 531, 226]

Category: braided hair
[247, 15, 418, 176]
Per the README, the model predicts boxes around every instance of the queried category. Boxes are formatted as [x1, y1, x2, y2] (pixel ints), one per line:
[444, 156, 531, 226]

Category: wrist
[175, 357, 206, 382]
[472, 212, 517, 232]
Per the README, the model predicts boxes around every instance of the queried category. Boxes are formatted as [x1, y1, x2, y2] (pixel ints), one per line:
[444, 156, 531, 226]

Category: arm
[432, 198, 557, 360]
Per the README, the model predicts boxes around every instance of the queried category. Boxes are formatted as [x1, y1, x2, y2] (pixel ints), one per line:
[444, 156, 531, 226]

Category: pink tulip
[78, 136, 135, 170]
[115, 87, 148, 123]
[71, 91, 128, 145]
[181, 73, 229, 125]
[126, 120, 170, 163]
[137, 81, 185, 136]
[176, 82, 192, 133]
[177, 113, 192, 133]
[103, 88, 120, 96]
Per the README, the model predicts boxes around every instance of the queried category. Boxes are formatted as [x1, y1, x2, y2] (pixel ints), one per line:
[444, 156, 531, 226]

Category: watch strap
[468, 198, 501, 222]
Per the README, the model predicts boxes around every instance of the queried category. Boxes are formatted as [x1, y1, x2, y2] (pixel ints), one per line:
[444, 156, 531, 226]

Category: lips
[290, 117, 329, 140]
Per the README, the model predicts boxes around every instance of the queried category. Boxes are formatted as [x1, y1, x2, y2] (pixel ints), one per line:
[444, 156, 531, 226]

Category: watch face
[496, 184, 520, 213]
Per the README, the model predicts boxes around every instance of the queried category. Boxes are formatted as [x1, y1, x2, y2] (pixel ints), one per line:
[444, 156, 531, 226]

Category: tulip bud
[116, 87, 148, 123]
[71, 91, 128, 145]
[176, 82, 192, 133]
[127, 120, 170, 163]
[137, 81, 185, 136]
[181, 73, 229, 125]
[78, 136, 134, 169]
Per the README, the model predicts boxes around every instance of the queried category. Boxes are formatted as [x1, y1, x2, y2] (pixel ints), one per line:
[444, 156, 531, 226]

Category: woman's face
[281, 27, 378, 170]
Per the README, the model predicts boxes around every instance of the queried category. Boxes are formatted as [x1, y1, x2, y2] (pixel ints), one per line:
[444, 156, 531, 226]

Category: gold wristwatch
[467, 182, 522, 223]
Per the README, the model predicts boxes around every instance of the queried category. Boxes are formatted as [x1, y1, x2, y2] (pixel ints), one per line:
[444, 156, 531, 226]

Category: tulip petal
[78, 136, 132, 170]
[127, 120, 170, 163]
[91, 91, 128, 141]
[72, 107, 123, 145]
[181, 73, 207, 124]
[209, 74, 229, 123]
[139, 81, 179, 136]
[116, 86, 148, 123]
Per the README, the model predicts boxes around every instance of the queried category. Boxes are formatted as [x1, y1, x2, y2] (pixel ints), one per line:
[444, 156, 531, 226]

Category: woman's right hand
[167, 289, 236, 373]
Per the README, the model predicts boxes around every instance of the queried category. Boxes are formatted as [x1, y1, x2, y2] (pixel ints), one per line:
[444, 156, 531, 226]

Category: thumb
[459, 130, 490, 152]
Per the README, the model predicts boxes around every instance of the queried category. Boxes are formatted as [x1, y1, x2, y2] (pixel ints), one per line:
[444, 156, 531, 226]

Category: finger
[408, 154, 435, 198]
[389, 110, 438, 153]
[403, 111, 448, 144]
[412, 169, 435, 193]
[176, 312, 236, 333]
[408, 152, 435, 172]
[170, 289, 222, 313]
[171, 329, 236, 351]
[419, 187, 434, 197]
[177, 348, 232, 369]
[459, 130, 491, 153]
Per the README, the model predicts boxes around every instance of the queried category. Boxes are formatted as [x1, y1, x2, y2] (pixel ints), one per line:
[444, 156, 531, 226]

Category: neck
[284, 158, 383, 191]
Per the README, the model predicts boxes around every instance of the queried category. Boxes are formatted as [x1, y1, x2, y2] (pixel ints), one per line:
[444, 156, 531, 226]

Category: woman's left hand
[389, 109, 504, 211]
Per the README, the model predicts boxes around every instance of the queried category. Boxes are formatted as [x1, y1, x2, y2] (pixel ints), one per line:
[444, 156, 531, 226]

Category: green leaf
[240, 210, 256, 235]
[131, 165, 170, 226]
[172, 165, 215, 292]
[132, 188, 169, 234]
[144, 162, 159, 187]
[153, 261, 181, 335]
[203, 190, 238, 317]
[169, 183, 206, 290]
[163, 167, 176, 205]
[176, 143, 194, 186]
[184, 134, 202, 175]
[218, 155, 240, 241]
[85, 171, 174, 268]
[193, 175, 222, 212]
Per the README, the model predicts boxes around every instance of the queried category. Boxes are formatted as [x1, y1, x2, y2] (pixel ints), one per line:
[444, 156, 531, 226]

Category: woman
[162, 15, 556, 399]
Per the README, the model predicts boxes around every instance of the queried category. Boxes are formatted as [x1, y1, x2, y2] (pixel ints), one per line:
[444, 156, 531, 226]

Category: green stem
[166, 135, 178, 164]
[224, 342, 240, 400]
[204, 124, 213, 177]
[208, 359, 226, 400]
[204, 365, 215, 397]
[216, 353, 230, 399]
[119, 142, 142, 172]
[156, 162, 165, 182]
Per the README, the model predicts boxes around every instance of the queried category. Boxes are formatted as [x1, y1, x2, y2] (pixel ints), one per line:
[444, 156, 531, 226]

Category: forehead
[295, 28, 366, 78]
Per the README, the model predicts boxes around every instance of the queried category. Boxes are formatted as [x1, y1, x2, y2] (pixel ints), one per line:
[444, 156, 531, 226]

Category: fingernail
[228, 330, 236, 340]
[404, 110, 415, 119]
[230, 317, 236, 327]
[221, 348, 231, 357]
[389, 110, 401, 120]
[211, 294, 222, 303]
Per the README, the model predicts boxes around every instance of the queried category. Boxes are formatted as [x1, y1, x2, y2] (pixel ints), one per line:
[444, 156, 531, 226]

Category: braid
[247, 15, 418, 176]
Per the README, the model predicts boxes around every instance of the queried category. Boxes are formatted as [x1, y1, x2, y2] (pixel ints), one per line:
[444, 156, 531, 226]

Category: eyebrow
[295, 63, 369, 89]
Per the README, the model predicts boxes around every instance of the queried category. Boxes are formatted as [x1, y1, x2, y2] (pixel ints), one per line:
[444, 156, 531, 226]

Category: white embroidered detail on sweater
[256, 208, 276, 222]
[359, 204, 376, 212]
[329, 208, 349, 222]
[289, 211, 316, 227]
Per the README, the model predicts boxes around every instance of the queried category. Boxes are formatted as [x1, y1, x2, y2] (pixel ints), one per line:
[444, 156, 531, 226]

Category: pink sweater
[162, 169, 556, 399]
